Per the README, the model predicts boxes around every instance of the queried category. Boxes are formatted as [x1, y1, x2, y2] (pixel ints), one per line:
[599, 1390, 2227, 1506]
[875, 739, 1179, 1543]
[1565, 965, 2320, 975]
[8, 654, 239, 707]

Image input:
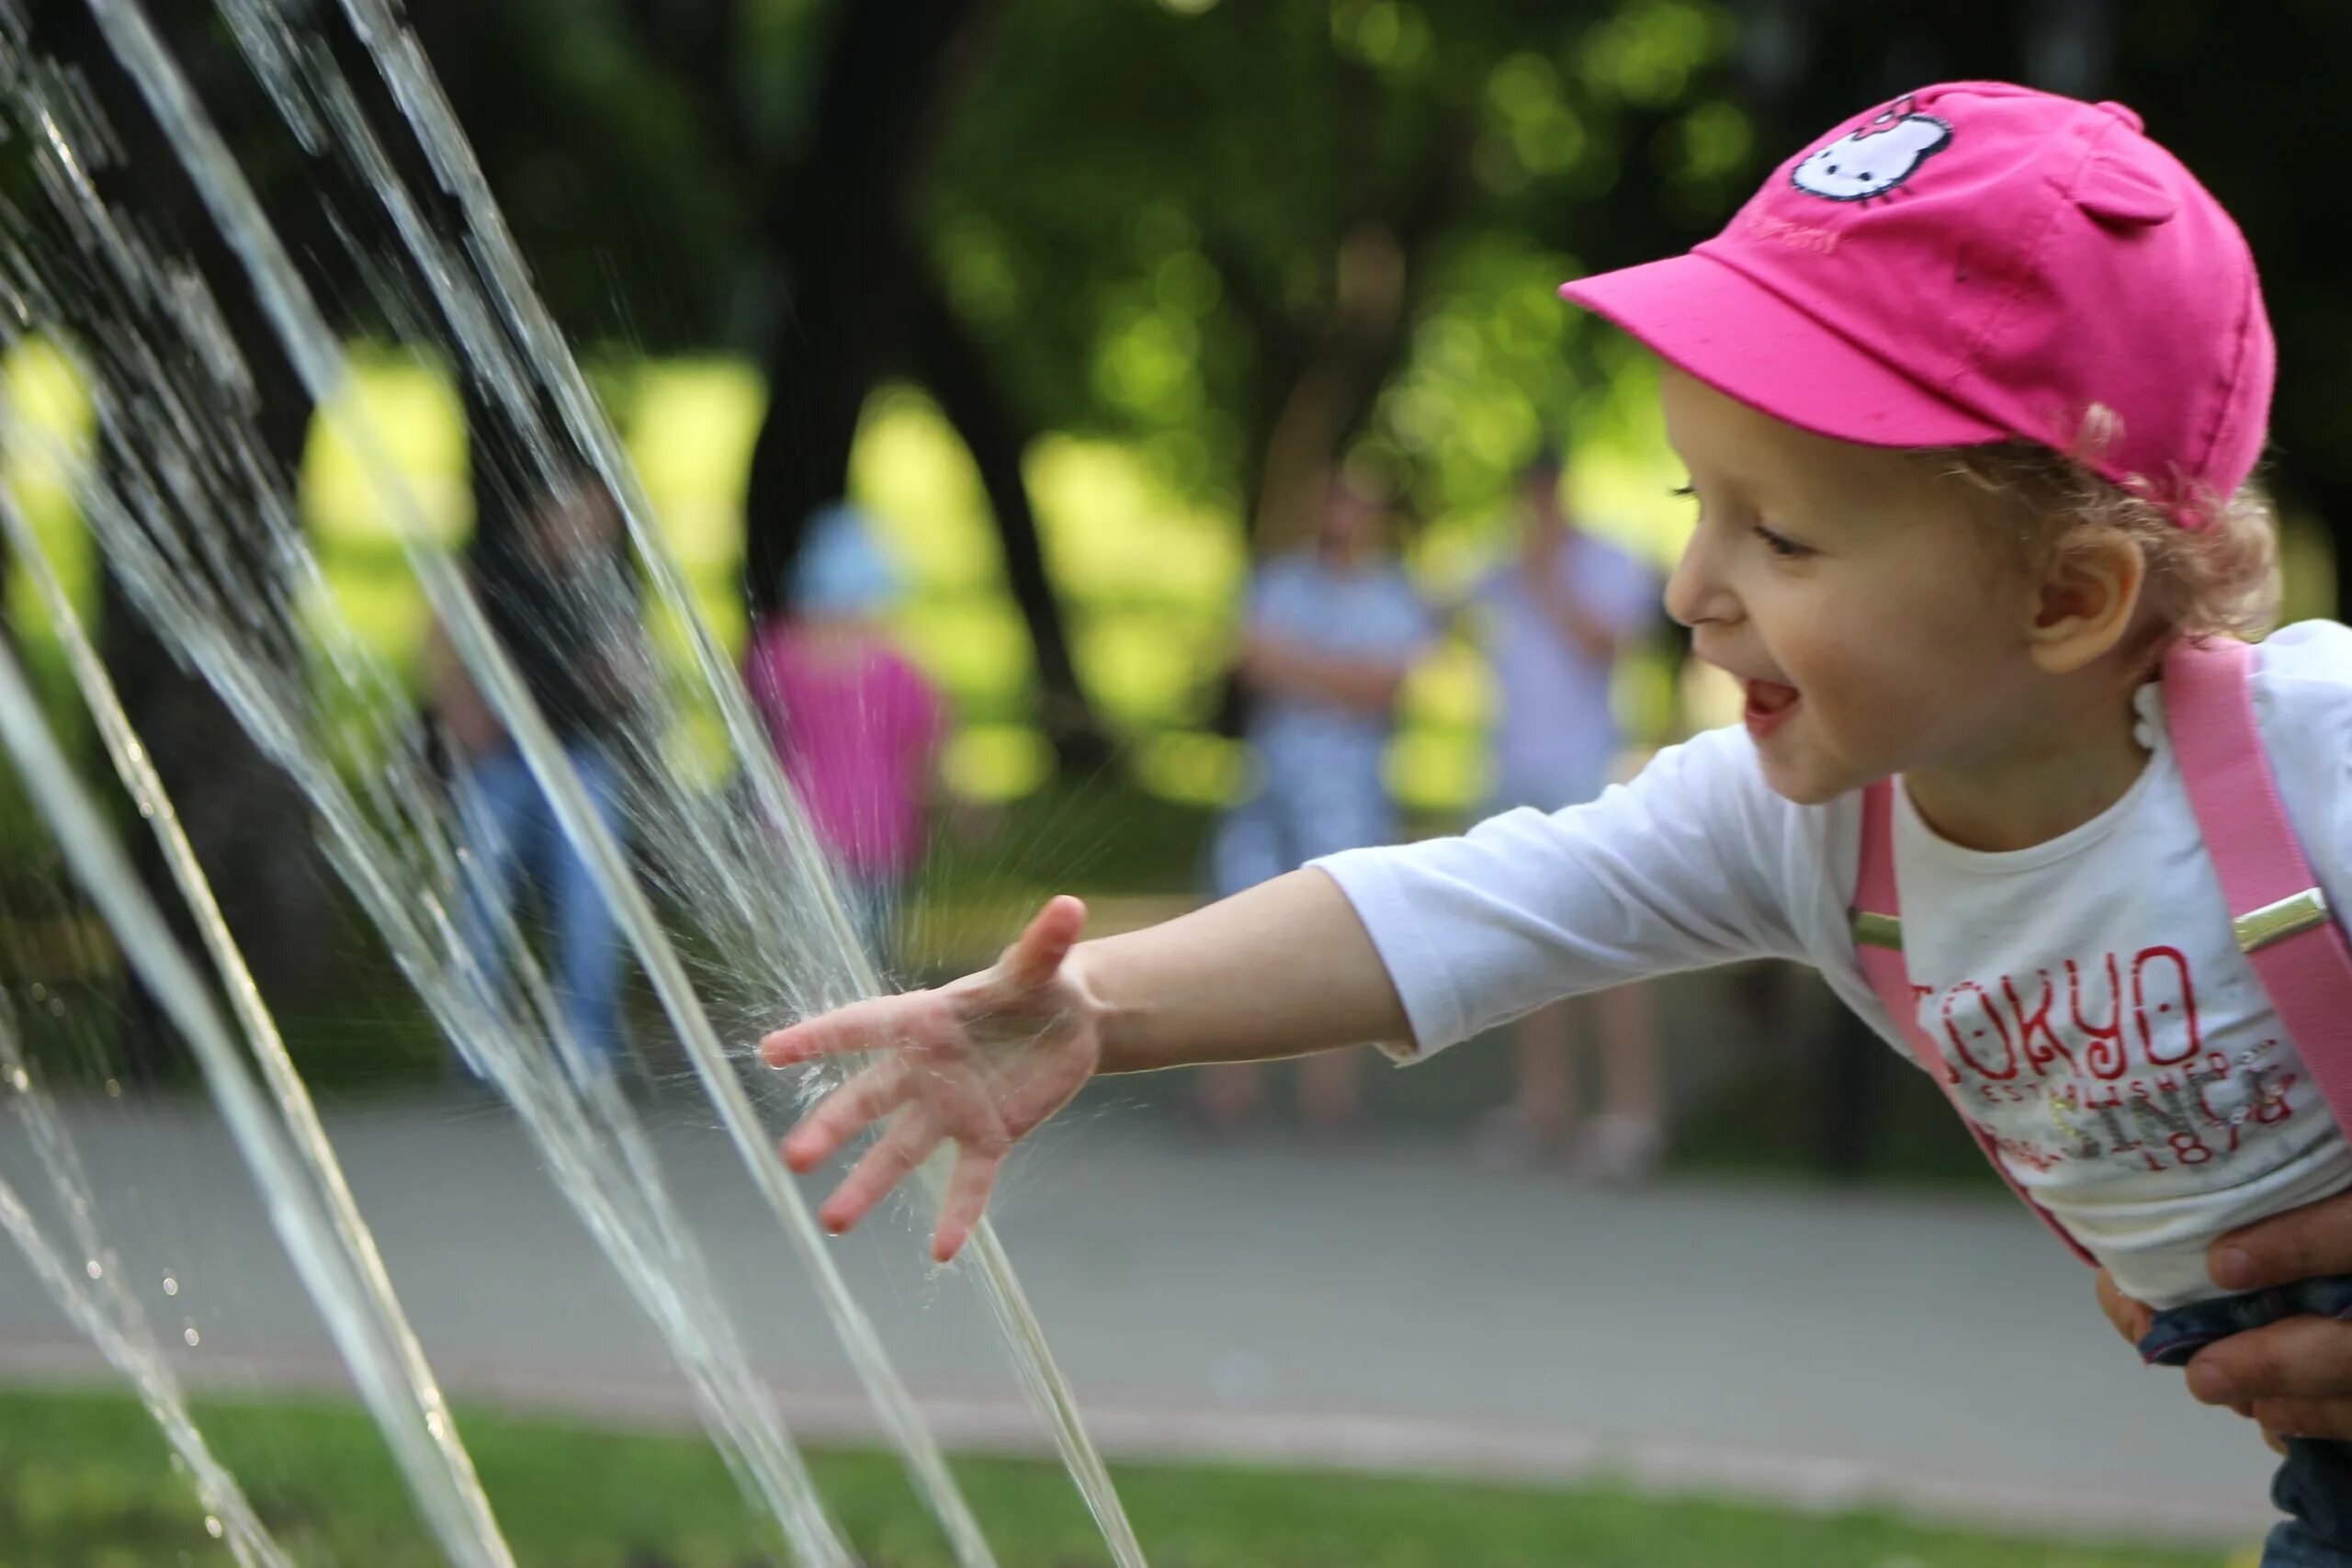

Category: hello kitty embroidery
[1791, 96, 1953, 204]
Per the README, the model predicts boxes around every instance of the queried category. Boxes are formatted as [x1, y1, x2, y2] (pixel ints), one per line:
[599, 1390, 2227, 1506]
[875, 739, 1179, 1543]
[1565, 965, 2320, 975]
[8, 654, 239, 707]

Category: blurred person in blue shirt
[1193, 476, 1435, 1134]
[1469, 454, 1665, 1179]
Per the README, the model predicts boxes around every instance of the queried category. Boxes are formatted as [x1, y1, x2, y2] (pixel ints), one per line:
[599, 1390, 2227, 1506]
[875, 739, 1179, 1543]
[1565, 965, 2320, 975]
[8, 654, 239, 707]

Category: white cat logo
[1791, 97, 1952, 204]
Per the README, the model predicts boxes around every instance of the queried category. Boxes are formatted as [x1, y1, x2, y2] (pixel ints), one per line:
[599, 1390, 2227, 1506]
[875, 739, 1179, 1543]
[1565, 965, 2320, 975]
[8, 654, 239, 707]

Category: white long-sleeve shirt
[1317, 620, 2352, 1308]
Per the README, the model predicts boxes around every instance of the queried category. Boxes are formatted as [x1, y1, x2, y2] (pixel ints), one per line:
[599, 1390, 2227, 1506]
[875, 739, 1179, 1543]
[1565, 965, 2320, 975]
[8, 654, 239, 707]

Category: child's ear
[2023, 527, 2147, 674]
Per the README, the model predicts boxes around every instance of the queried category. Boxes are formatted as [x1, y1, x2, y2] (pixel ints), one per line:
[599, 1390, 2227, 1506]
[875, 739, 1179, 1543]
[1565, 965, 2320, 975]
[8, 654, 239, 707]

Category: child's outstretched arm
[760, 867, 1404, 1261]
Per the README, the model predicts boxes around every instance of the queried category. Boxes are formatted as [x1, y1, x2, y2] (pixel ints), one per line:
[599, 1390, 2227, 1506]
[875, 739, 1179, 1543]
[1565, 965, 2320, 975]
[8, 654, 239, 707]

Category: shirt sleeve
[1313, 724, 1815, 1060]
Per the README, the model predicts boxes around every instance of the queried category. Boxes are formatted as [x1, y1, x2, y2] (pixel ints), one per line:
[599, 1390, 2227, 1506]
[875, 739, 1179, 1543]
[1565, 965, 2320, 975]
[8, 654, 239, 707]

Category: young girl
[762, 84, 2352, 1556]
[744, 503, 944, 965]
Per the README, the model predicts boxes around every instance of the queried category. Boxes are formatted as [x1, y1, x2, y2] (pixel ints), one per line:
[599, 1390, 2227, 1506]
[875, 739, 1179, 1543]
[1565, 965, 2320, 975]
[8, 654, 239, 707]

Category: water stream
[0, 633, 517, 1568]
[1, 1001, 293, 1568]
[1, 0, 1150, 1560]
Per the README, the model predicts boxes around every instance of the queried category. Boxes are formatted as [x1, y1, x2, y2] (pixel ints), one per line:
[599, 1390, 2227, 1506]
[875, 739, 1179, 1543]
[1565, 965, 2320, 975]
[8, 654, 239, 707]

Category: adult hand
[2095, 1268, 2154, 1347]
[2096, 1262, 2280, 1453]
[761, 897, 1101, 1264]
[2175, 1190, 2352, 1440]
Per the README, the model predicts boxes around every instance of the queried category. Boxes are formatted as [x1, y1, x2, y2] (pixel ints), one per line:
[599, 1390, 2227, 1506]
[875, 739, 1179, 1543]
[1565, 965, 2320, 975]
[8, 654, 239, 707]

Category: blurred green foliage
[4, 0, 2345, 829]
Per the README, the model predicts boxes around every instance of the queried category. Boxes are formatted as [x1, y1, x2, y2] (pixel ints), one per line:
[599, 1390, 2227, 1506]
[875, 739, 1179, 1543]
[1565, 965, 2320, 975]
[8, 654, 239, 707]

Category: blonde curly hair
[1923, 419, 2280, 661]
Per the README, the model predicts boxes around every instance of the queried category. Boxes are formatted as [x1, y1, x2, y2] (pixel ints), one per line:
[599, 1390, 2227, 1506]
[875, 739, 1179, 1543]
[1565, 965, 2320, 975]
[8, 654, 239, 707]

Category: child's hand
[760, 896, 1099, 1263]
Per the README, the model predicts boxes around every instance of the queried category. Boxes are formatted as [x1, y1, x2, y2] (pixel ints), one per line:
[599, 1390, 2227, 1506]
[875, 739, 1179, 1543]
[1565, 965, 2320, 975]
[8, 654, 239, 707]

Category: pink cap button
[2075, 154, 2178, 226]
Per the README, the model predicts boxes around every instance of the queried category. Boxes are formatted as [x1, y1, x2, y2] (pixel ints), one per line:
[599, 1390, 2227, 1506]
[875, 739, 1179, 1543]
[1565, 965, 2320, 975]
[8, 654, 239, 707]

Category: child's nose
[1665, 532, 1738, 629]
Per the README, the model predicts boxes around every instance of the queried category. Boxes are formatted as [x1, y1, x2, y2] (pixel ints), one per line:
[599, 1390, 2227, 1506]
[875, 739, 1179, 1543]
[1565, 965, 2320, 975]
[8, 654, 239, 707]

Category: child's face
[1659, 367, 2046, 806]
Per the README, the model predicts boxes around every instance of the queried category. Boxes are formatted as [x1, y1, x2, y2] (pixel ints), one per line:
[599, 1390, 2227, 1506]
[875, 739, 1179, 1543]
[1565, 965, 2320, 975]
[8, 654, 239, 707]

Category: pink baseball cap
[1560, 81, 2273, 525]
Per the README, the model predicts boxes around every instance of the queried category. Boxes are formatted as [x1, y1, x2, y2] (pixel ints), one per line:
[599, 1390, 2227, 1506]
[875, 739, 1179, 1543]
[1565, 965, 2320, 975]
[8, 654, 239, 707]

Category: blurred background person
[1192, 476, 1435, 1136]
[431, 471, 641, 1086]
[1468, 453, 1666, 1181]
[743, 502, 945, 972]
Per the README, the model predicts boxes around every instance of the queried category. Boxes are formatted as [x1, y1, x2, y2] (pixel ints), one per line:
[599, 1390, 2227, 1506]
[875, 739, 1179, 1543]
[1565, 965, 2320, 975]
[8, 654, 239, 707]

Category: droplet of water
[103, 1077, 121, 1098]
[182, 1322, 200, 1348]
[47, 995, 63, 1016]
[85, 1258, 102, 1280]
[28, 982, 45, 1001]
[162, 1274, 179, 1297]
[6, 1067, 27, 1093]
[204, 1515, 223, 1539]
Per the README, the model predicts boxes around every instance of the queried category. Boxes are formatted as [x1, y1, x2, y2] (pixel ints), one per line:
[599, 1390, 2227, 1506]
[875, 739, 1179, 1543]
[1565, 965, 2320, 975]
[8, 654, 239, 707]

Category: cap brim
[1559, 253, 2007, 450]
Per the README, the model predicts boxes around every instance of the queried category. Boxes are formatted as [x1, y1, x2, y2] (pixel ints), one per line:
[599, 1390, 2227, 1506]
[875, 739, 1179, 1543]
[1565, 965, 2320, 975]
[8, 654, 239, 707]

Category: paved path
[0, 1090, 2282, 1544]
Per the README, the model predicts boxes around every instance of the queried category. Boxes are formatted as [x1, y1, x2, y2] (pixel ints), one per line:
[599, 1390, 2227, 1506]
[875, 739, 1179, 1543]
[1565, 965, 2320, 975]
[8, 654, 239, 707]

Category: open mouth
[1742, 678, 1801, 739]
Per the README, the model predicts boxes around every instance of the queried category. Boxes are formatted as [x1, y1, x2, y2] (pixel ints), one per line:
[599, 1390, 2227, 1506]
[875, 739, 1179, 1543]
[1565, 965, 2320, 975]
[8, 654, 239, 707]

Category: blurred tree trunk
[1246, 222, 1412, 558]
[95, 369, 332, 1081]
[15, 2, 337, 1077]
[738, 0, 1105, 763]
[906, 278, 1103, 765]
[1199, 79, 1470, 737]
[2280, 472, 2352, 622]
[743, 0, 985, 592]
[2340, 523, 2350, 625]
[1243, 51, 1472, 552]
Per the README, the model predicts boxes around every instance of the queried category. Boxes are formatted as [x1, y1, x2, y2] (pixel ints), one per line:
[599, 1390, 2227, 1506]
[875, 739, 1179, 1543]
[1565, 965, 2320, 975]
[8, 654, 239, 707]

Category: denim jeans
[2141, 1276, 2352, 1565]
[454, 741, 628, 1074]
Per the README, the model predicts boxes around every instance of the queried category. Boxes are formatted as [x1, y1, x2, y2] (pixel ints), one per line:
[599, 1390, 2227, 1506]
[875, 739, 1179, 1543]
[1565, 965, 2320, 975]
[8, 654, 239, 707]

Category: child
[762, 85, 2352, 1556]
[744, 502, 944, 965]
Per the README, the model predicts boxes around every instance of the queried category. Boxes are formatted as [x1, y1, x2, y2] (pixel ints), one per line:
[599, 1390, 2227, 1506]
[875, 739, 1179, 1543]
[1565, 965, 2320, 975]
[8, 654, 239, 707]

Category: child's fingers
[998, 896, 1088, 990]
[930, 1145, 1003, 1264]
[762, 994, 922, 1067]
[818, 1110, 940, 1236]
[780, 1058, 910, 1174]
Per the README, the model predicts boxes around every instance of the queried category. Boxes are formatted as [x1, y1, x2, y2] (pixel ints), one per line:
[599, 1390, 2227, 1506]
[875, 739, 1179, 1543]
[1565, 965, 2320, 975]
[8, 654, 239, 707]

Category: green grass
[0, 1387, 2230, 1567]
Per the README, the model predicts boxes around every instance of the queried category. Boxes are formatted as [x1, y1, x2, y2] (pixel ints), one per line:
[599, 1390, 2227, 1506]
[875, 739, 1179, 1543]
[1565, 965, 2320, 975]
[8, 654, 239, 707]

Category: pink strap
[1852, 780, 2097, 1264]
[2163, 638, 2352, 1129]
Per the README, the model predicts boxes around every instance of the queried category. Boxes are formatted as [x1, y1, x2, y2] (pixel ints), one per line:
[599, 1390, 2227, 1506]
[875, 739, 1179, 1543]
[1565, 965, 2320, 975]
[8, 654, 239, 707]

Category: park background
[3, 0, 2350, 1563]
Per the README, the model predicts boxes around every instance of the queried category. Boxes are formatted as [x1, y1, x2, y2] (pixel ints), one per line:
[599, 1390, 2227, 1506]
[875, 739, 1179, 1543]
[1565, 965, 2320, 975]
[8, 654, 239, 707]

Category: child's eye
[1752, 523, 1814, 559]
[1668, 483, 1697, 502]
